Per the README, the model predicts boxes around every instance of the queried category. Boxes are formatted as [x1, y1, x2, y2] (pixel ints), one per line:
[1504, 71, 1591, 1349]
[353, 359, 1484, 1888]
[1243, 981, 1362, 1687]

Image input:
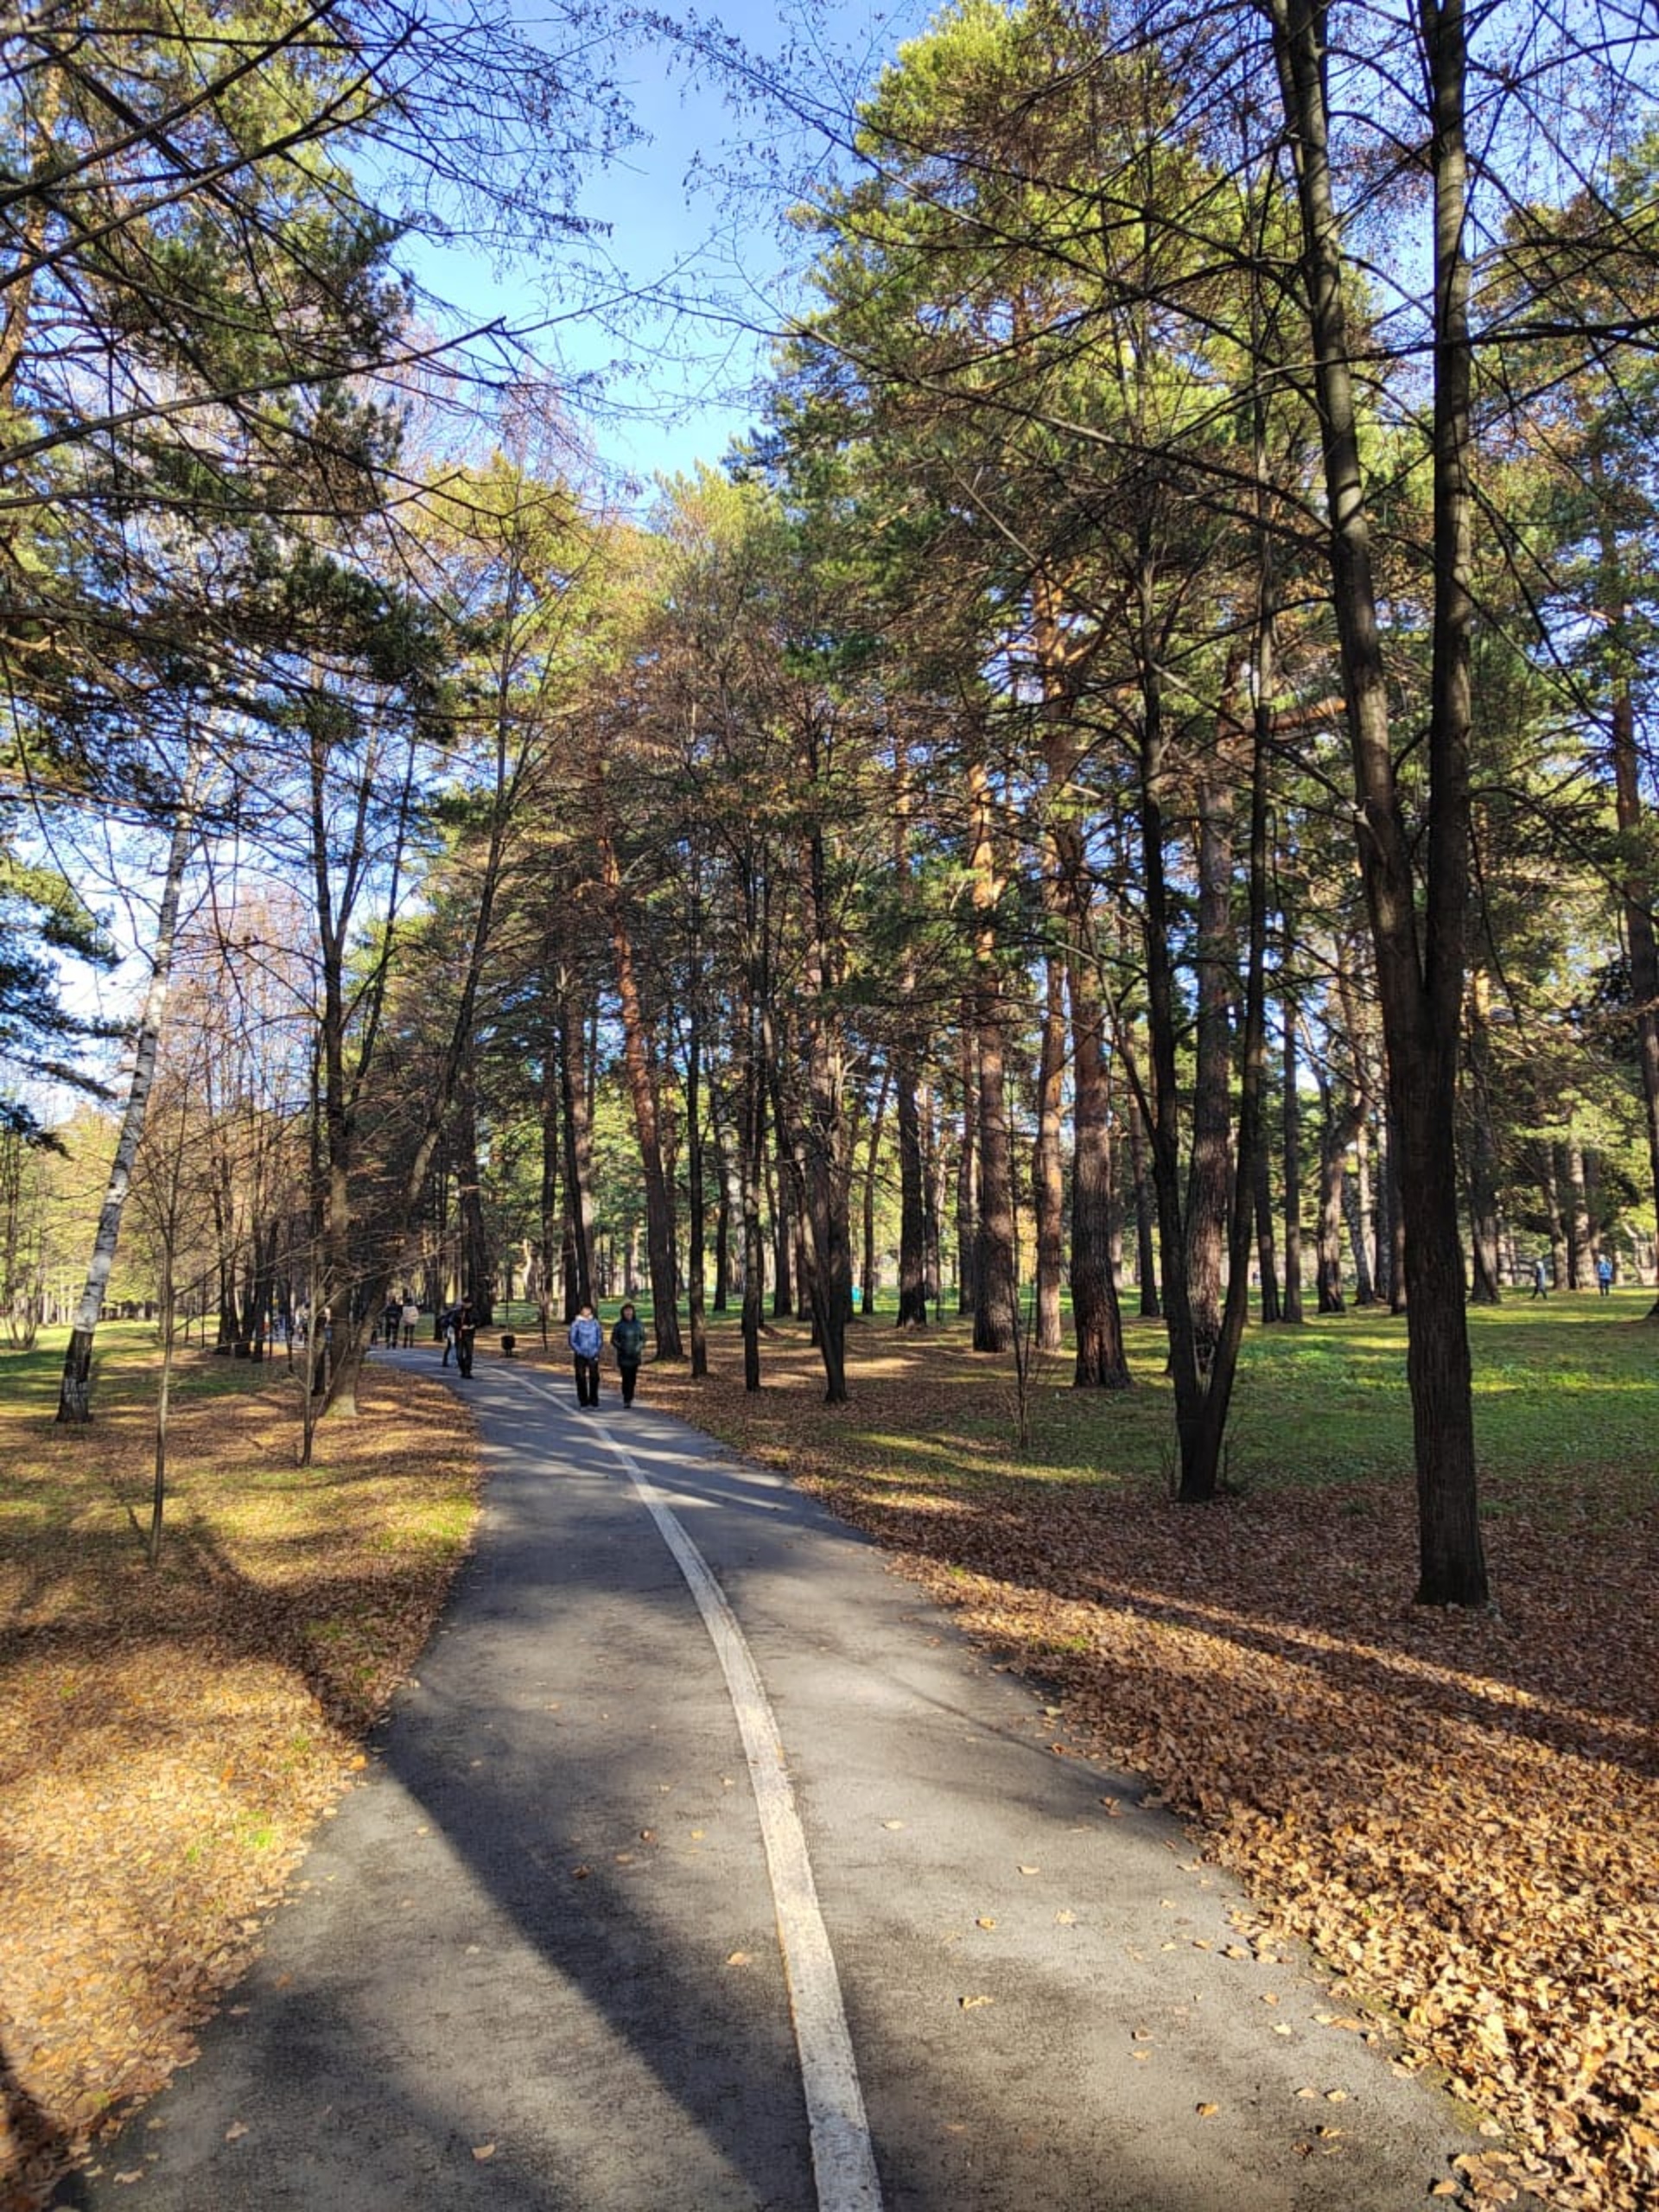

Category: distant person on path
[453, 1300, 477, 1378]
[569, 1303, 602, 1407]
[1531, 1256, 1548, 1300]
[1598, 1254, 1614, 1296]
[402, 1296, 419, 1347]
[610, 1301, 645, 1407]
[382, 1294, 401, 1347]
[441, 1305, 458, 1366]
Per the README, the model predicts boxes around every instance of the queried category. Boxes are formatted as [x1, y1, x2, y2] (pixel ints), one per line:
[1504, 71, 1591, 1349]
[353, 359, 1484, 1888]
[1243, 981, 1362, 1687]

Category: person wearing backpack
[569, 1303, 602, 1407]
[610, 1301, 645, 1407]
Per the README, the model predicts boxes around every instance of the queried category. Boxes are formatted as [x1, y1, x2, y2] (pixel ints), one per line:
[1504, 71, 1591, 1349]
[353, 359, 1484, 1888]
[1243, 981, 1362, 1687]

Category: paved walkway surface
[67, 1354, 1499, 2210]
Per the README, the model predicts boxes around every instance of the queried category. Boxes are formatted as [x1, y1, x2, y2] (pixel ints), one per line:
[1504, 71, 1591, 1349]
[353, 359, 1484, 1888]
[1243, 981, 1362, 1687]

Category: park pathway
[68, 1353, 1499, 2210]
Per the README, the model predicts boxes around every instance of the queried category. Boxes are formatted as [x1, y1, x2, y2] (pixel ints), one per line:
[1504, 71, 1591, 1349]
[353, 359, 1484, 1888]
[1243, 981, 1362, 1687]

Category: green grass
[647, 1290, 1659, 1535]
[0, 1320, 299, 1417]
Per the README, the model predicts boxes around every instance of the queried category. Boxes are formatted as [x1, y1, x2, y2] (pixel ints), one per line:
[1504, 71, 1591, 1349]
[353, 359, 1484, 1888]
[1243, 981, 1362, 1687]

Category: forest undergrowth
[640, 1301, 1659, 2212]
[0, 1335, 479, 2212]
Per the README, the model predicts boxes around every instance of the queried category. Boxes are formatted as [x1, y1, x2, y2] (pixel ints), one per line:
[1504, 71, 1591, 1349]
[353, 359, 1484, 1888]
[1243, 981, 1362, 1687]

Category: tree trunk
[59, 751, 203, 1423]
[895, 1054, 929, 1326]
[1598, 485, 1659, 1317]
[968, 760, 1015, 1353]
[1464, 968, 1503, 1304]
[539, 1007, 561, 1335]
[1252, 1129, 1281, 1325]
[1268, 0, 1486, 1603]
[558, 995, 596, 1313]
[1033, 950, 1066, 1352]
[1069, 944, 1130, 1388]
[1281, 994, 1305, 1324]
[598, 830, 683, 1359]
[1185, 754, 1237, 1374]
[709, 1088, 733, 1314]
[1566, 1140, 1592, 1288]
[956, 1014, 978, 1316]
[684, 961, 709, 1379]
[1541, 1146, 1567, 1289]
[455, 1052, 493, 1324]
[861, 1067, 891, 1317]
[923, 1082, 944, 1322]
[1128, 1096, 1160, 1319]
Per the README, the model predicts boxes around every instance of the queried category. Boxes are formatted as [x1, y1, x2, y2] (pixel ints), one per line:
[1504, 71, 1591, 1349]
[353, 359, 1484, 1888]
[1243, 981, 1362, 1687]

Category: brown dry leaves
[645, 1328, 1659, 2212]
[0, 1359, 478, 2211]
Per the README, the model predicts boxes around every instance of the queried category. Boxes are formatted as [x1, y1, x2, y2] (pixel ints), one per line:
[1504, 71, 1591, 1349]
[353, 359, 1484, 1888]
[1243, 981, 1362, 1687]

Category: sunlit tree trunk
[1465, 968, 1503, 1304]
[968, 756, 1015, 1353]
[1033, 952, 1066, 1351]
[59, 747, 204, 1423]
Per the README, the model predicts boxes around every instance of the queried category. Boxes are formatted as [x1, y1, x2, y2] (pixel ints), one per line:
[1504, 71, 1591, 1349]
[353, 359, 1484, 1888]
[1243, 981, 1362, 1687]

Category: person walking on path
[402, 1296, 419, 1347]
[1531, 1255, 1549, 1300]
[610, 1300, 645, 1407]
[382, 1294, 402, 1347]
[453, 1299, 477, 1377]
[569, 1302, 602, 1406]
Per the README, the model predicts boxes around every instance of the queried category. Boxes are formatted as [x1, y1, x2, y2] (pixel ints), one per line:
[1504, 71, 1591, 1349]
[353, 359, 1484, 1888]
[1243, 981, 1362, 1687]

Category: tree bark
[956, 1012, 978, 1316]
[598, 828, 683, 1359]
[1185, 752, 1238, 1373]
[454, 1051, 493, 1323]
[1128, 1095, 1160, 1319]
[895, 1054, 929, 1326]
[1033, 950, 1066, 1351]
[1268, 0, 1487, 1603]
[1464, 967, 1503, 1303]
[59, 748, 204, 1423]
[968, 760, 1015, 1353]
[1069, 946, 1129, 1388]
[861, 1067, 891, 1317]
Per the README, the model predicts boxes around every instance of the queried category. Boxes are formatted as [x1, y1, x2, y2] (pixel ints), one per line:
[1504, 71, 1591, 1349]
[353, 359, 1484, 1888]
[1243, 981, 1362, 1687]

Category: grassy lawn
[626, 1294, 1659, 2212]
[0, 1326, 479, 2210]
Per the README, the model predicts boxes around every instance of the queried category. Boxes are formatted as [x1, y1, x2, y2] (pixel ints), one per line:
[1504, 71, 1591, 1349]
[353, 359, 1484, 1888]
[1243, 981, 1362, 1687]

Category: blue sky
[405, 0, 930, 491]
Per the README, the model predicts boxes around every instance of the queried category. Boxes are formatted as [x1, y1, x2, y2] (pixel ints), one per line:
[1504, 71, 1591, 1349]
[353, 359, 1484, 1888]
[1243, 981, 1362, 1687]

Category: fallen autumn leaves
[7, 1313, 1656, 2212]
[641, 1318, 1659, 2212]
[0, 1344, 478, 2212]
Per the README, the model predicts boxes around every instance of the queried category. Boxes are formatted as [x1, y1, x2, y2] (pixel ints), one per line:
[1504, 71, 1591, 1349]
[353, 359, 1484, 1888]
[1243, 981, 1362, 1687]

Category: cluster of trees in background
[4, 0, 1659, 1605]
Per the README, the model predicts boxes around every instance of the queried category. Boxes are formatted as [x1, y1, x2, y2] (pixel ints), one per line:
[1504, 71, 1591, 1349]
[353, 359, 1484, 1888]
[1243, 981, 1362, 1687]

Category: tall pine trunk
[598, 829, 683, 1359]
[968, 760, 1015, 1353]
[1268, 0, 1487, 1603]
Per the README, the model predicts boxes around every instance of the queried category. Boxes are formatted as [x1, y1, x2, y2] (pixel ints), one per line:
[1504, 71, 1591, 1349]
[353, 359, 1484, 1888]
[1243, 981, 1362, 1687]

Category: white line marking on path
[591, 1413, 884, 2212]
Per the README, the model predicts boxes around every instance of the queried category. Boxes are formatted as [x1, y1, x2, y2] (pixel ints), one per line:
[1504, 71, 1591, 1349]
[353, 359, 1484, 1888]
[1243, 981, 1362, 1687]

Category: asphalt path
[67, 1351, 1499, 2211]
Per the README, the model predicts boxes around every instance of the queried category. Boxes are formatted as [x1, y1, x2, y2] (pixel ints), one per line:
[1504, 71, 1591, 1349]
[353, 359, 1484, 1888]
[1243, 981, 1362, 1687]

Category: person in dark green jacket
[610, 1302, 646, 1407]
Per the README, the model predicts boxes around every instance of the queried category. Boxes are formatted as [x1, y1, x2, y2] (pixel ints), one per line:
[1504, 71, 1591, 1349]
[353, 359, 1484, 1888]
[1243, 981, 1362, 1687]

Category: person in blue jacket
[569, 1303, 602, 1407]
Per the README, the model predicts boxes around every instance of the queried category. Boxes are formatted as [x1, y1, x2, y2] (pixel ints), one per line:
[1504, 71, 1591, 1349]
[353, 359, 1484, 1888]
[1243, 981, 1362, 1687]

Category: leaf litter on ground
[9, 1309, 1656, 2212]
[0, 1343, 477, 2212]
[637, 1313, 1659, 2212]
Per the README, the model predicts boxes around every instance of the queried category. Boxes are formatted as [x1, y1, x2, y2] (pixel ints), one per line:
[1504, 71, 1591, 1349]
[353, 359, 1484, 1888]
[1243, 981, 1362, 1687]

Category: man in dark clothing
[610, 1302, 645, 1407]
[454, 1300, 477, 1377]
